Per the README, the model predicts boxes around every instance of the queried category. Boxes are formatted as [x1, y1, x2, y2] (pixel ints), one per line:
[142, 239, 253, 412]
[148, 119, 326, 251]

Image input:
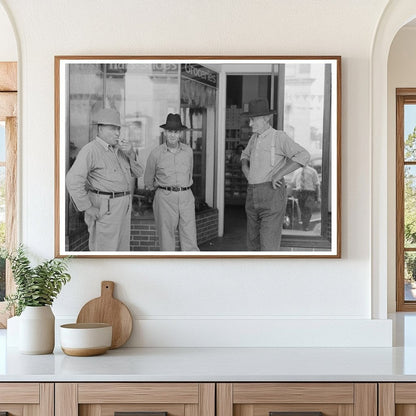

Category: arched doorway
[371, 0, 416, 318]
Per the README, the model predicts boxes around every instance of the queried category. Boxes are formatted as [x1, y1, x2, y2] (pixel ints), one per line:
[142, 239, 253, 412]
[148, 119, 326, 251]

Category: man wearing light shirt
[241, 98, 310, 251]
[144, 113, 199, 251]
[66, 107, 143, 251]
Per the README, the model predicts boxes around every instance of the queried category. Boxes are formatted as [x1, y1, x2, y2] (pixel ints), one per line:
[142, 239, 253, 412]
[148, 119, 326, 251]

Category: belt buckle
[172, 186, 180, 192]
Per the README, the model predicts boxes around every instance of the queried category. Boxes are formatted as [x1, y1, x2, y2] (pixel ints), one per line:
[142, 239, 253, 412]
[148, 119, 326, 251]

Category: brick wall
[67, 228, 89, 251]
[131, 208, 219, 251]
[68, 208, 219, 252]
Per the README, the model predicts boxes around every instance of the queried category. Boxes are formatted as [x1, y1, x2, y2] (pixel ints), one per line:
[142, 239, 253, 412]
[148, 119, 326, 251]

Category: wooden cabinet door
[217, 383, 377, 416]
[0, 383, 53, 415]
[379, 383, 416, 416]
[55, 383, 215, 416]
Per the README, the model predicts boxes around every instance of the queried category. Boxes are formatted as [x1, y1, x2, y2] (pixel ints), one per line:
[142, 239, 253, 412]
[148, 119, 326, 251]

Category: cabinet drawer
[218, 383, 376, 416]
[56, 383, 215, 416]
[78, 383, 200, 404]
[379, 383, 416, 415]
[0, 383, 53, 415]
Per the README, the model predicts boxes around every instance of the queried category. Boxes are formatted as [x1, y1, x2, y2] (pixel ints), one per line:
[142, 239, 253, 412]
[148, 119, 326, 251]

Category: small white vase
[19, 305, 55, 354]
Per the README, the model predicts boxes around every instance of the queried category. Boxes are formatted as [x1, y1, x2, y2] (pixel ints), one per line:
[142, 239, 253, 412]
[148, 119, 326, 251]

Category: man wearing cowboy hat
[144, 113, 199, 251]
[66, 107, 143, 251]
[241, 98, 310, 251]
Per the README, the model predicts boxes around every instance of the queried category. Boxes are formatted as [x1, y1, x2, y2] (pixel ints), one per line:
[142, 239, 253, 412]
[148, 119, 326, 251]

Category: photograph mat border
[55, 56, 341, 258]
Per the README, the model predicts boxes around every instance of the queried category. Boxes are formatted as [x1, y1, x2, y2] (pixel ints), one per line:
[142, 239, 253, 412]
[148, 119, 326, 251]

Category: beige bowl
[60, 323, 112, 356]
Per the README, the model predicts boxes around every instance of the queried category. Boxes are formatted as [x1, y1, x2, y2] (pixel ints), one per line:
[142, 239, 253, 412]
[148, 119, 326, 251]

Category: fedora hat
[93, 108, 121, 127]
[160, 113, 188, 131]
[241, 98, 277, 117]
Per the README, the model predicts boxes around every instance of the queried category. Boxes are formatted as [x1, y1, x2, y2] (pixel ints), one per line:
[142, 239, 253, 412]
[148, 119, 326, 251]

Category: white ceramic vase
[18, 305, 55, 354]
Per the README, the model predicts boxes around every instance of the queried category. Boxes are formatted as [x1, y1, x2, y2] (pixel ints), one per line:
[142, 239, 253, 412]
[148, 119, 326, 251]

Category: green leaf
[4, 245, 71, 316]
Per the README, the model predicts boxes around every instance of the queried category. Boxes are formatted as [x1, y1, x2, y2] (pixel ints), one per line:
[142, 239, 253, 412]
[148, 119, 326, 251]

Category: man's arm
[189, 148, 194, 186]
[66, 148, 101, 220]
[271, 160, 302, 189]
[144, 150, 157, 190]
[240, 139, 253, 180]
[271, 132, 310, 189]
[241, 158, 250, 180]
[118, 141, 144, 178]
[66, 149, 93, 212]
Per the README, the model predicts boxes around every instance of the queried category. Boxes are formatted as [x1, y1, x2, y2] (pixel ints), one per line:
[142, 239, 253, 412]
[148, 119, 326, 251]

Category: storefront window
[222, 62, 331, 251]
[66, 63, 180, 249]
[283, 63, 329, 239]
[180, 70, 217, 209]
[66, 63, 218, 251]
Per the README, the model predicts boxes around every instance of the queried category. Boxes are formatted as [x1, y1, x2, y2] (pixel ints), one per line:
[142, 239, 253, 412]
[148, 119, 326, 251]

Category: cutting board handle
[101, 281, 115, 298]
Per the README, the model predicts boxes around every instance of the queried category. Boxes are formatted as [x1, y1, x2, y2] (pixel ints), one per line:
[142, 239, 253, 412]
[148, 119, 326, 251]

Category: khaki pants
[153, 188, 199, 251]
[84, 192, 132, 251]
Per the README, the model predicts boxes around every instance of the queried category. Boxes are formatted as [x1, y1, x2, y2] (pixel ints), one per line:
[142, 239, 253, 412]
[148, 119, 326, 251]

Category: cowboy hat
[241, 98, 277, 117]
[160, 113, 188, 130]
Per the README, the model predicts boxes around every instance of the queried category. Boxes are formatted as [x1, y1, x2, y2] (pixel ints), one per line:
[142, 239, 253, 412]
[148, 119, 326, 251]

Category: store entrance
[200, 61, 332, 252]
[223, 74, 276, 250]
[219, 63, 330, 251]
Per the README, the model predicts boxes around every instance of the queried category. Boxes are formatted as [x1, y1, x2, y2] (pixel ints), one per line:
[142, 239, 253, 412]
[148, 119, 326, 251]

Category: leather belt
[158, 186, 191, 192]
[90, 189, 130, 198]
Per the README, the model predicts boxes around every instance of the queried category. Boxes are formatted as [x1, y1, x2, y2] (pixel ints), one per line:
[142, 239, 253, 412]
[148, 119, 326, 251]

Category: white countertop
[3, 313, 416, 382]
[2, 345, 416, 382]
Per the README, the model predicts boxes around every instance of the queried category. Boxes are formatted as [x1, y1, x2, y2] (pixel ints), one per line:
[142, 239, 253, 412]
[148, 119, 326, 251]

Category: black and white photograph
[55, 57, 341, 258]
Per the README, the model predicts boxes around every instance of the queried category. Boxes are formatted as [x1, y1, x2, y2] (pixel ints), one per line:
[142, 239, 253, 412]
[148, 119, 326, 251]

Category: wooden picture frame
[55, 56, 341, 258]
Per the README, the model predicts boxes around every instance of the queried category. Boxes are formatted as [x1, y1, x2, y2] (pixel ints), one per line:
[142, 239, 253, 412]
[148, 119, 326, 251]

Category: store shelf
[225, 164, 247, 206]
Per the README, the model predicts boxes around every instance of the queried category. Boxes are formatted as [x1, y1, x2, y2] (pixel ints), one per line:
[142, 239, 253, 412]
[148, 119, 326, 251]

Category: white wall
[0, 2, 16, 61]
[0, 0, 394, 347]
[387, 26, 416, 312]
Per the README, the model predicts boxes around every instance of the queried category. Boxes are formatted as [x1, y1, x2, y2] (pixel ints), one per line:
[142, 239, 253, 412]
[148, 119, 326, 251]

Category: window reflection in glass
[283, 63, 327, 239]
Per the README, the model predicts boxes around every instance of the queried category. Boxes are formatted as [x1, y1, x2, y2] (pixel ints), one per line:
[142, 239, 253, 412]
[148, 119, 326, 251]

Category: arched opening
[388, 17, 416, 312]
[371, 1, 416, 320]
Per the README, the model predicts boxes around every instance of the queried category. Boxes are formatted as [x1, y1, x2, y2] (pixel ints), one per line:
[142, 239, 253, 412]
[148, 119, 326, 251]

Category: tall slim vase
[19, 305, 55, 354]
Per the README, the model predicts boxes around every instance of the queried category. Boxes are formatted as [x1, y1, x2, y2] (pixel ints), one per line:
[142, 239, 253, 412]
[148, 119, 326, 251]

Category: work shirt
[144, 143, 194, 188]
[241, 127, 310, 184]
[292, 165, 320, 191]
[66, 136, 143, 211]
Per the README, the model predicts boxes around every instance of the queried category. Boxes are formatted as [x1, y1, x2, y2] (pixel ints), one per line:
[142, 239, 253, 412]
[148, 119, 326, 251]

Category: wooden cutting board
[76, 281, 133, 349]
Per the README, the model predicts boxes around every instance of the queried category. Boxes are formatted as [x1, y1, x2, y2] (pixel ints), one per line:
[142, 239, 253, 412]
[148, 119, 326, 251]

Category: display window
[65, 62, 218, 251]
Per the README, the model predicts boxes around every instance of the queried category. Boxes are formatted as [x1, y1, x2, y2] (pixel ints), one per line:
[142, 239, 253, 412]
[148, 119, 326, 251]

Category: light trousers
[153, 188, 199, 251]
[84, 192, 132, 251]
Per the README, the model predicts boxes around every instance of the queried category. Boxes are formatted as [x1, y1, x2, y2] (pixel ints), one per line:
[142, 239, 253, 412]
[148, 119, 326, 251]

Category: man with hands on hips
[66, 107, 143, 251]
[241, 98, 310, 251]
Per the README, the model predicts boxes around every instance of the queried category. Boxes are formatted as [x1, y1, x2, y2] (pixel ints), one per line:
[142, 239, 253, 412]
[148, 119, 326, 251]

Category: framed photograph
[55, 56, 341, 258]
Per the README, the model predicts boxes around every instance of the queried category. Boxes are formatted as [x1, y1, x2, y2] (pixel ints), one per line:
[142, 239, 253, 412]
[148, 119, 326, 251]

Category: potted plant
[3, 245, 71, 354]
